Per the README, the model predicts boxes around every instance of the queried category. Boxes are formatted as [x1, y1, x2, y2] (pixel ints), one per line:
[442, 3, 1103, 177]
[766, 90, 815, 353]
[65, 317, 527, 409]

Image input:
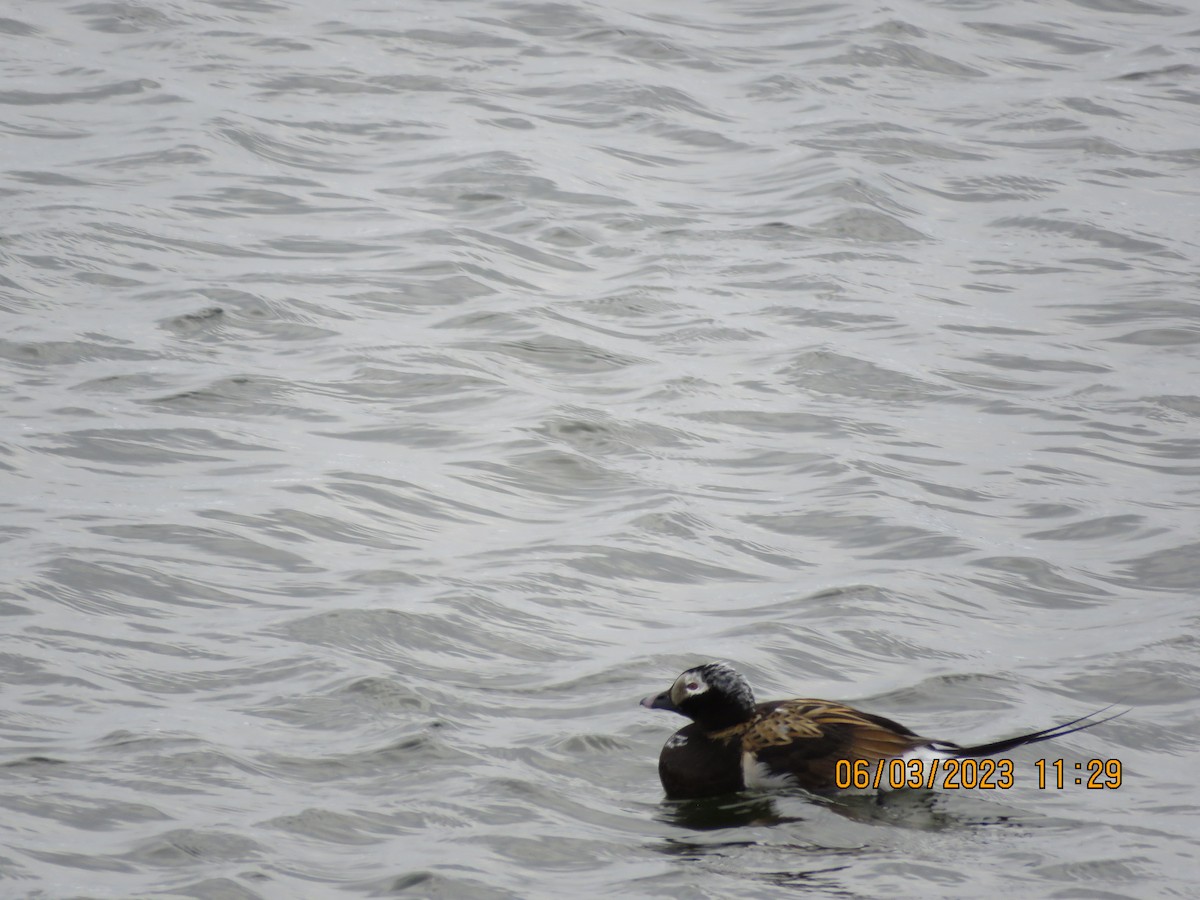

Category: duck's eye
[686, 682, 700, 692]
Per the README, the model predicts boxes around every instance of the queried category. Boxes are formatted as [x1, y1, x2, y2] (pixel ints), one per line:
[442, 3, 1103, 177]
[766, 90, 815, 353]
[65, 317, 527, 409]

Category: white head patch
[669, 670, 709, 706]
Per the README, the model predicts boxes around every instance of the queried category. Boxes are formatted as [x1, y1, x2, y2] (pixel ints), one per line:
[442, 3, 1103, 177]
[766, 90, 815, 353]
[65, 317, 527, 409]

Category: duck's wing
[740, 699, 928, 791]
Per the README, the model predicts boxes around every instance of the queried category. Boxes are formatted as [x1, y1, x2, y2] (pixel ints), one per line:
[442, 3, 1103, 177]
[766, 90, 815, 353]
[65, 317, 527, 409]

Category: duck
[641, 662, 1121, 799]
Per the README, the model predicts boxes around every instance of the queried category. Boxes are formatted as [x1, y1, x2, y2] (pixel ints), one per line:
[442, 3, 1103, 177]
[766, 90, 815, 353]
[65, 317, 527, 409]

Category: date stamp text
[834, 757, 1123, 790]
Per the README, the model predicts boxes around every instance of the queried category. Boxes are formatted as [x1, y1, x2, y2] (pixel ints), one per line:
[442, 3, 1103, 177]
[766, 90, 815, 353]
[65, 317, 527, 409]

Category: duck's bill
[641, 691, 678, 712]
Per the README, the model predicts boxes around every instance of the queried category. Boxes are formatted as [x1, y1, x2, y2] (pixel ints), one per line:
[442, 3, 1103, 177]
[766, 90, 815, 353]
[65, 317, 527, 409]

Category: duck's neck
[697, 704, 756, 735]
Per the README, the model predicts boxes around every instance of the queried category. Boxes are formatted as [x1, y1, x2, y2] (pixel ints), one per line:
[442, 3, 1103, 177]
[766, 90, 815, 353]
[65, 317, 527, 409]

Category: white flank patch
[900, 744, 955, 764]
[741, 753, 797, 791]
[665, 733, 688, 749]
[874, 744, 957, 792]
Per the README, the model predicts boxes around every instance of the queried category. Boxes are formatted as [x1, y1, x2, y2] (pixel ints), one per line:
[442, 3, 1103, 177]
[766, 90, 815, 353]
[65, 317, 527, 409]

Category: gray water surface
[3, 0, 1199, 897]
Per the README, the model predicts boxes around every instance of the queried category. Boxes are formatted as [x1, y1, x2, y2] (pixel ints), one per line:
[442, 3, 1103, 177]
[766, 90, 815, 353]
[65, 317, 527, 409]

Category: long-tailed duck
[641, 662, 1121, 799]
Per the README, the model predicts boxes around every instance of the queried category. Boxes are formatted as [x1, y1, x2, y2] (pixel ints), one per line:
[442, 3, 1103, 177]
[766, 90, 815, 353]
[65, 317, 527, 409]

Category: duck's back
[741, 699, 927, 792]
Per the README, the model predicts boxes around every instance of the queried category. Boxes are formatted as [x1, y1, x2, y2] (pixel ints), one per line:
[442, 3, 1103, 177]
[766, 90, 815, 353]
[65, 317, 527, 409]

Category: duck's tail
[938, 706, 1126, 759]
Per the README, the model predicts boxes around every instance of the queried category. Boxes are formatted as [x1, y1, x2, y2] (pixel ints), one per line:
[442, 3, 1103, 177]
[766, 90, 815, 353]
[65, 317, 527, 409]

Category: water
[2, 0, 1198, 897]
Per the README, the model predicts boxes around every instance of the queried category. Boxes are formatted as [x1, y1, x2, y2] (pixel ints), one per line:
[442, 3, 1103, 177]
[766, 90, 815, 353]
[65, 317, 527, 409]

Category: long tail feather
[949, 706, 1126, 759]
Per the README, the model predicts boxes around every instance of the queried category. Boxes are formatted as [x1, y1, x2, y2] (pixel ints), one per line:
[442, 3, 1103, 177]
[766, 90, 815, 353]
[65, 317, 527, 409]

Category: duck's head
[641, 662, 757, 731]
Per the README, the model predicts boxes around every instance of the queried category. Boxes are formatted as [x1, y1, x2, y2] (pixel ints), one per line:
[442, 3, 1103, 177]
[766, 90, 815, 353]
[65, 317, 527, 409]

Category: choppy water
[3, 0, 1199, 897]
